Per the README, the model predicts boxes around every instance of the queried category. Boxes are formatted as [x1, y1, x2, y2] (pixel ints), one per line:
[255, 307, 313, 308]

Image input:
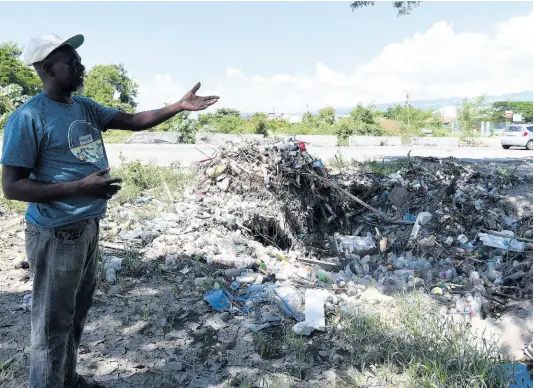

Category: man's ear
[42, 61, 55, 77]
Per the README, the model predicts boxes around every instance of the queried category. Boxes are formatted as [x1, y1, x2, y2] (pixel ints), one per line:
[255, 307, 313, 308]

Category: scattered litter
[204, 289, 233, 312]
[103, 256, 123, 283]
[180, 267, 191, 275]
[23, 294, 32, 310]
[103, 140, 532, 345]
[457, 234, 469, 244]
[335, 233, 375, 253]
[389, 186, 410, 207]
[409, 212, 432, 240]
[478, 232, 525, 252]
[293, 289, 327, 336]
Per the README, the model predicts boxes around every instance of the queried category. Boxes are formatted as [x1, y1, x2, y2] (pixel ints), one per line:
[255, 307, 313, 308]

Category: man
[0, 33, 219, 388]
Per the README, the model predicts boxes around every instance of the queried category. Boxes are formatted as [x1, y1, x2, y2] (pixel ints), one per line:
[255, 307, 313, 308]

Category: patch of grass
[283, 328, 305, 378]
[496, 166, 511, 176]
[327, 153, 358, 171]
[132, 203, 159, 220]
[326, 155, 409, 176]
[121, 249, 142, 277]
[102, 129, 133, 144]
[253, 332, 276, 358]
[358, 158, 409, 175]
[338, 292, 514, 388]
[112, 153, 196, 204]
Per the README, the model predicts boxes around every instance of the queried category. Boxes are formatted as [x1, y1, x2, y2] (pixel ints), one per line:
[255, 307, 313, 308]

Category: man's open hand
[179, 82, 219, 111]
[78, 168, 122, 200]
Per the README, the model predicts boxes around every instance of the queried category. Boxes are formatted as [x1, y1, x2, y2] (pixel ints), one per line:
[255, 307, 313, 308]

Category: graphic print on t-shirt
[68, 120, 105, 163]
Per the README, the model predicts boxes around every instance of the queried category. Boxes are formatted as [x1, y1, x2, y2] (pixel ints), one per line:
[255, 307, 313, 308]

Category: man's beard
[75, 83, 85, 95]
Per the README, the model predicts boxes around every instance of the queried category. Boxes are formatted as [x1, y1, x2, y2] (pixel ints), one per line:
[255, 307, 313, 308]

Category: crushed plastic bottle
[334, 233, 375, 253]
[23, 294, 32, 310]
[439, 268, 457, 280]
[103, 256, 123, 283]
[477, 232, 525, 252]
[394, 257, 407, 269]
[207, 254, 256, 268]
[405, 259, 431, 271]
[469, 294, 482, 319]
[457, 234, 469, 244]
[394, 269, 415, 281]
[470, 271, 484, 293]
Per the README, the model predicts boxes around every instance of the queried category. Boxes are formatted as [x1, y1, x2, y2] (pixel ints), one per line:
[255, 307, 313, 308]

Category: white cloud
[137, 10, 533, 114]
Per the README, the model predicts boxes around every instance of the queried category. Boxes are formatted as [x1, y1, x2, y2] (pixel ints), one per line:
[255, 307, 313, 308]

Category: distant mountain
[332, 90, 533, 116]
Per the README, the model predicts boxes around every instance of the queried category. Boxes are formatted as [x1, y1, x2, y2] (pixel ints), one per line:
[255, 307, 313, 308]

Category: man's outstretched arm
[106, 82, 219, 131]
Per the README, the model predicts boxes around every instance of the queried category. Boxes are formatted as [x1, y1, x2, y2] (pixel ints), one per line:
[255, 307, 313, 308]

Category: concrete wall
[125, 132, 180, 144]
[195, 132, 264, 145]
[411, 137, 460, 147]
[191, 133, 501, 148]
[349, 136, 402, 147]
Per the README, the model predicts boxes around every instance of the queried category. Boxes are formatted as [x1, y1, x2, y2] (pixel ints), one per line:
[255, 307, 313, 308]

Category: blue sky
[0, 1, 532, 114]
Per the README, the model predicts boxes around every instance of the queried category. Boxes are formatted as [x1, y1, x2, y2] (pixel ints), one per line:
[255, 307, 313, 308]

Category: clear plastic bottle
[207, 254, 256, 268]
[469, 294, 482, 319]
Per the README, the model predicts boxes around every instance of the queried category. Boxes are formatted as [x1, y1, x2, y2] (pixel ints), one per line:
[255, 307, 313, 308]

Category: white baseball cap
[23, 34, 84, 66]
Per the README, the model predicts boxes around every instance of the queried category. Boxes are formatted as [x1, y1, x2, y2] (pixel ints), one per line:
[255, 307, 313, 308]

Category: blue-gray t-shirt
[0, 93, 120, 228]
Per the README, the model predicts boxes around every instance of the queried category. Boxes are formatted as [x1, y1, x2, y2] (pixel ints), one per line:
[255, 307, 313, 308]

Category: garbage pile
[107, 138, 532, 334]
[195, 137, 378, 251]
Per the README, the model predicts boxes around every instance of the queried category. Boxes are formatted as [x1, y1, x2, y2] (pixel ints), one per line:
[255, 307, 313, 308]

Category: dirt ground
[0, 160, 532, 388]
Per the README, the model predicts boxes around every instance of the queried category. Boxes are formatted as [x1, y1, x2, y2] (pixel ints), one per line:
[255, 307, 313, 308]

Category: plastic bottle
[360, 256, 371, 274]
[394, 257, 407, 269]
[425, 271, 433, 286]
[406, 259, 431, 271]
[470, 271, 484, 293]
[23, 294, 32, 310]
[439, 268, 457, 280]
[469, 294, 482, 319]
[207, 255, 256, 268]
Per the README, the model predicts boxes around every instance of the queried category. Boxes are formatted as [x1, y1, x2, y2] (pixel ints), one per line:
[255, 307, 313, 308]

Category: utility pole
[403, 89, 411, 126]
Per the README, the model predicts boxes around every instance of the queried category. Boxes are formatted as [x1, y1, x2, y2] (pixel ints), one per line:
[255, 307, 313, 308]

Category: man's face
[46, 46, 86, 93]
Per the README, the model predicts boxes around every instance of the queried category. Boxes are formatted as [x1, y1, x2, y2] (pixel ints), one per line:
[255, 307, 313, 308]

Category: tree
[349, 104, 374, 125]
[83, 64, 138, 113]
[351, 1, 421, 16]
[301, 111, 317, 127]
[456, 96, 490, 138]
[384, 104, 404, 120]
[250, 112, 269, 136]
[214, 115, 250, 134]
[318, 106, 336, 125]
[0, 41, 42, 96]
[214, 108, 241, 119]
[198, 112, 215, 127]
[334, 104, 383, 141]
[384, 103, 443, 133]
[265, 118, 290, 135]
[350, 104, 384, 135]
[155, 106, 197, 143]
[250, 112, 268, 123]
[0, 84, 30, 130]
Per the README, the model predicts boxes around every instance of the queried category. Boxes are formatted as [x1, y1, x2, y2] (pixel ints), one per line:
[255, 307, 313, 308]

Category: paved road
[100, 144, 533, 167]
[0, 144, 531, 168]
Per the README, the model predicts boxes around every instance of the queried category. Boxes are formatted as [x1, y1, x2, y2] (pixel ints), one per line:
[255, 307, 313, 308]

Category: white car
[501, 124, 533, 150]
